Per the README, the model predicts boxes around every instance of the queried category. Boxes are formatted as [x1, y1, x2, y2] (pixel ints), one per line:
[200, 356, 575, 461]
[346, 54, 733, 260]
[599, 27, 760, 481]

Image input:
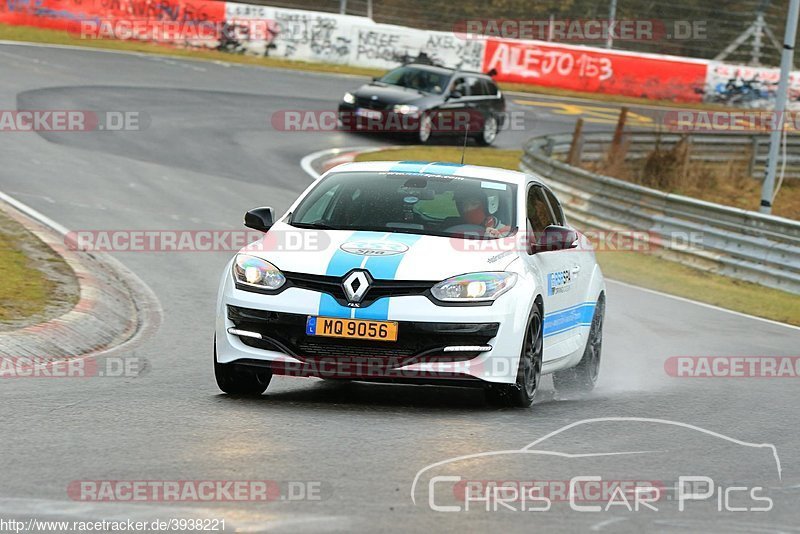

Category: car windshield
[290, 170, 516, 239]
[377, 66, 451, 94]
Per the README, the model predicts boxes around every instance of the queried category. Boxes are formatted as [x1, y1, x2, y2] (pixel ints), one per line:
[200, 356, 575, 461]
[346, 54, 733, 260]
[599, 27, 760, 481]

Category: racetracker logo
[0, 110, 147, 132]
[64, 229, 329, 253]
[270, 110, 526, 133]
[664, 111, 800, 132]
[665, 356, 800, 378]
[66, 480, 326, 502]
[449, 230, 703, 253]
[452, 19, 707, 42]
[79, 19, 277, 42]
[0, 356, 145, 379]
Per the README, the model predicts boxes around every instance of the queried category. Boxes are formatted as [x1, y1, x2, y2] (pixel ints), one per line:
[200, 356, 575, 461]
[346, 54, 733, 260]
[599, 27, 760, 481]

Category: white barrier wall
[224, 3, 485, 71]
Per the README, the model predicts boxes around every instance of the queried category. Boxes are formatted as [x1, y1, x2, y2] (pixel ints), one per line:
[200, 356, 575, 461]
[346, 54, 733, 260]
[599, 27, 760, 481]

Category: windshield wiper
[290, 221, 339, 230]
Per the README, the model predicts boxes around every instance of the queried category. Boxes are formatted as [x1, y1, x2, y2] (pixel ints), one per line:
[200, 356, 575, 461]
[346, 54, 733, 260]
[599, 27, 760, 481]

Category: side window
[484, 80, 499, 96]
[466, 76, 487, 96]
[451, 77, 468, 96]
[542, 188, 565, 226]
[526, 186, 556, 234]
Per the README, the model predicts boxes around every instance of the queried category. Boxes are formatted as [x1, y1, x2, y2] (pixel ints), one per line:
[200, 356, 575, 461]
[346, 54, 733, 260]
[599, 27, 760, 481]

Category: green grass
[0, 211, 70, 322]
[596, 251, 800, 326]
[0, 23, 735, 110]
[354, 146, 800, 326]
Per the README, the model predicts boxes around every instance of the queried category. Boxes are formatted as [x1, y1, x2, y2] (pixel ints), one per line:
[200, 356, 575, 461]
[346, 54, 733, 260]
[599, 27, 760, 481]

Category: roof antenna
[460, 123, 469, 165]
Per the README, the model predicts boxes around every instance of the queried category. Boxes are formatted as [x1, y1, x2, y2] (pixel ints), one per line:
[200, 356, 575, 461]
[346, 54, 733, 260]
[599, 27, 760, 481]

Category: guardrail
[520, 133, 800, 295]
[566, 131, 800, 180]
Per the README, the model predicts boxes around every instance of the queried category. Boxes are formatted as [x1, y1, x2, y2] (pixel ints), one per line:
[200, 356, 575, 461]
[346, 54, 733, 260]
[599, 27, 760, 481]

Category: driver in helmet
[454, 186, 510, 237]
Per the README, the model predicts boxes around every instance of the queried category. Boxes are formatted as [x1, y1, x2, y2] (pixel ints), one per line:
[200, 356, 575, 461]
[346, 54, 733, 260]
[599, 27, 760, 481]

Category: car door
[438, 76, 473, 136]
[463, 76, 491, 132]
[541, 185, 596, 349]
[523, 183, 581, 362]
[482, 78, 505, 125]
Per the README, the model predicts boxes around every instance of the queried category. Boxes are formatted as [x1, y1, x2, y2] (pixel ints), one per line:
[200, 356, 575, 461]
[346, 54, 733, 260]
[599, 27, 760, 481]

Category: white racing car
[215, 161, 605, 406]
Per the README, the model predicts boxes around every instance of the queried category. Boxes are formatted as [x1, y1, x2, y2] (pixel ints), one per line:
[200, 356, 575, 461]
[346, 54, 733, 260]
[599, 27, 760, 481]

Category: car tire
[553, 294, 604, 396]
[475, 114, 498, 146]
[485, 304, 543, 407]
[214, 337, 272, 395]
[418, 114, 433, 144]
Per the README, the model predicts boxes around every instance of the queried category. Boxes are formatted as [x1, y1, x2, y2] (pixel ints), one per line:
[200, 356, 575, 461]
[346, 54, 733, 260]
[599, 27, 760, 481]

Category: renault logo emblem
[342, 270, 372, 303]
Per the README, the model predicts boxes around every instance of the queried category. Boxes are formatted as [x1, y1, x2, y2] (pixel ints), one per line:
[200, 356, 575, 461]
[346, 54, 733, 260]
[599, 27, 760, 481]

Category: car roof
[399, 63, 495, 79]
[324, 161, 541, 186]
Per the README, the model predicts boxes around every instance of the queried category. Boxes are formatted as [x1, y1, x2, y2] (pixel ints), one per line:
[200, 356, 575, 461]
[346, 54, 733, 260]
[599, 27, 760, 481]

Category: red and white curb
[299, 146, 391, 180]
[0, 191, 162, 363]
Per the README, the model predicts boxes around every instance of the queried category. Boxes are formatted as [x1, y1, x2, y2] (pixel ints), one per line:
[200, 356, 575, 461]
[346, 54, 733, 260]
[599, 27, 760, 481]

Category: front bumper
[216, 271, 530, 385]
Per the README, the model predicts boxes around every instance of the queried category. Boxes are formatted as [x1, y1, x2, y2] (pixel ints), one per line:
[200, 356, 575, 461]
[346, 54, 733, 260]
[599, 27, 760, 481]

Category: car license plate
[306, 316, 398, 342]
[355, 108, 382, 119]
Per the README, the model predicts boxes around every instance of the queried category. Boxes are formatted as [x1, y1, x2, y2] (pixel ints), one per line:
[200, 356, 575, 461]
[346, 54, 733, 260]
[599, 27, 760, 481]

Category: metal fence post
[748, 136, 760, 179]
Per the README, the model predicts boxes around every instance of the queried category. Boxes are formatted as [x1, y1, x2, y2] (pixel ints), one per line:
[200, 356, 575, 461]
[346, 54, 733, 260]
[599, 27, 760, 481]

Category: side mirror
[448, 90, 463, 100]
[531, 225, 579, 252]
[244, 207, 275, 232]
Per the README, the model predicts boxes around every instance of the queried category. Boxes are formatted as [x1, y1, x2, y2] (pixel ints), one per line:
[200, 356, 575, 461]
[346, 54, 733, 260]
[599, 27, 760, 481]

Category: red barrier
[483, 38, 707, 102]
[0, 0, 225, 41]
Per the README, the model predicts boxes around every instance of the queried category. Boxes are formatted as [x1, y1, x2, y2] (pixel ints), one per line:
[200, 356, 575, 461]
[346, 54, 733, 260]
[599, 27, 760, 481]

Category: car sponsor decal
[543, 302, 596, 337]
[340, 240, 409, 256]
[318, 231, 421, 321]
[547, 269, 574, 295]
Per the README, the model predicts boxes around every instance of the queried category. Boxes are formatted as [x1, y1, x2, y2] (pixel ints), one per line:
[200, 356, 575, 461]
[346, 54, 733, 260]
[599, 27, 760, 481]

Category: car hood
[240, 224, 519, 281]
[353, 83, 439, 107]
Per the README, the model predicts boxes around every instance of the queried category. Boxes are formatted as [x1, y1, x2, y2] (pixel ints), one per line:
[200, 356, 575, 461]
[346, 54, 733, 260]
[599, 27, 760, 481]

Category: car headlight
[431, 272, 517, 302]
[343, 92, 356, 104]
[392, 104, 419, 114]
[232, 254, 286, 290]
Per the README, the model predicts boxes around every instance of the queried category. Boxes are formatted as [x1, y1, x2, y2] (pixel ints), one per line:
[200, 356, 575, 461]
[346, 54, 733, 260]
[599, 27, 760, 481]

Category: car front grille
[283, 271, 435, 307]
[355, 97, 390, 110]
[227, 306, 499, 373]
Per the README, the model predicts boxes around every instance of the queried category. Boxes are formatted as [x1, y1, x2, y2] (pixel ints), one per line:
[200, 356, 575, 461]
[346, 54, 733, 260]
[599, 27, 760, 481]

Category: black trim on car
[234, 270, 499, 307]
[226, 306, 500, 369]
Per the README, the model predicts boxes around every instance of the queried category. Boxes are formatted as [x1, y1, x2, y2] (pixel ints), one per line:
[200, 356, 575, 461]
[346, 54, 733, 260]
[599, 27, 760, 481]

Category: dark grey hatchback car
[338, 64, 506, 145]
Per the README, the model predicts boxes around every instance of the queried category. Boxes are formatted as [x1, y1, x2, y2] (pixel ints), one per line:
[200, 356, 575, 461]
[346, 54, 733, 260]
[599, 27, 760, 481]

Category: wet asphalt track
[0, 42, 799, 533]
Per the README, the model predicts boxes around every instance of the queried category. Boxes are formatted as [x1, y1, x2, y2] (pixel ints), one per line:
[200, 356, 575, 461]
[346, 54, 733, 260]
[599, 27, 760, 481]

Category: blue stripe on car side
[543, 302, 596, 337]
